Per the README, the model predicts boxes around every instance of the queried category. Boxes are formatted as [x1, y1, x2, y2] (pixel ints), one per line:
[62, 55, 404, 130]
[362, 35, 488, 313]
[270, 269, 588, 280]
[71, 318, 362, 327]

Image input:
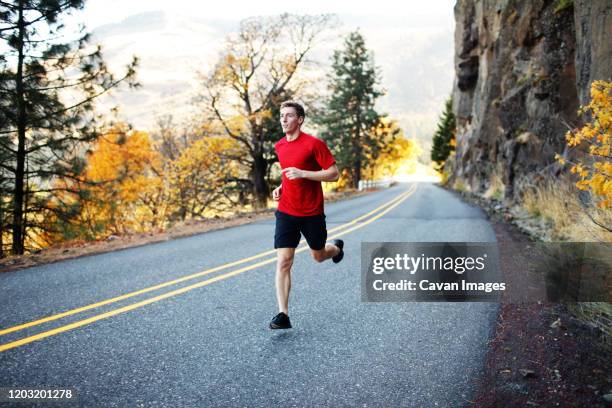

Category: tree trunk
[12, 1, 26, 255]
[352, 120, 362, 190]
[353, 157, 362, 189]
[252, 152, 269, 209]
[179, 188, 187, 221]
[0, 204, 4, 258]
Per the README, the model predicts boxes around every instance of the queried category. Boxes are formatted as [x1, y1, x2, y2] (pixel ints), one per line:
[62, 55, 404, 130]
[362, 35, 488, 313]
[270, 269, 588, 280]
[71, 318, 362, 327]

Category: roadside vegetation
[433, 80, 611, 336]
[0, 9, 418, 257]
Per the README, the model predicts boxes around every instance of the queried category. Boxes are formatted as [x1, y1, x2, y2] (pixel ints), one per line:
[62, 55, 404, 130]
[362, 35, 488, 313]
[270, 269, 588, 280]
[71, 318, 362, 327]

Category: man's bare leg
[310, 243, 341, 263]
[275, 248, 296, 314]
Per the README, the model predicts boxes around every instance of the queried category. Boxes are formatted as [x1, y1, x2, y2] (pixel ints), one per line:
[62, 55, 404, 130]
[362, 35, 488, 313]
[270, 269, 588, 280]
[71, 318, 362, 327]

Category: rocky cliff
[449, 0, 611, 202]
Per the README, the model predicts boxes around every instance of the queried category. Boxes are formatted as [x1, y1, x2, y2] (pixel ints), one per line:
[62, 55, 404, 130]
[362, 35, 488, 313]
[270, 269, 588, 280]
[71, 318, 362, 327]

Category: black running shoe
[269, 312, 292, 329]
[331, 239, 344, 264]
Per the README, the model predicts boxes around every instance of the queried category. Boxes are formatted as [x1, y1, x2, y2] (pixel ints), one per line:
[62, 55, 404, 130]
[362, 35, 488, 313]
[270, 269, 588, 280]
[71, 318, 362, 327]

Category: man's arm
[272, 185, 282, 201]
[282, 164, 339, 182]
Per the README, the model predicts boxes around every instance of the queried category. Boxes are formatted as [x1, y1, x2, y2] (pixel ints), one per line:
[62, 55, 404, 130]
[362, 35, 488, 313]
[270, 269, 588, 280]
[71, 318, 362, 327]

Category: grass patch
[521, 176, 612, 242]
[517, 74, 531, 87]
[520, 176, 610, 337]
[569, 302, 612, 342]
[483, 171, 505, 201]
[452, 178, 470, 193]
[554, 0, 574, 13]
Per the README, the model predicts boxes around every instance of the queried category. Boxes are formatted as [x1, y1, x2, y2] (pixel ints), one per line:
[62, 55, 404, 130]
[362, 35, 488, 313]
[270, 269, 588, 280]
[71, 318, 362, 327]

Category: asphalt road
[0, 182, 498, 407]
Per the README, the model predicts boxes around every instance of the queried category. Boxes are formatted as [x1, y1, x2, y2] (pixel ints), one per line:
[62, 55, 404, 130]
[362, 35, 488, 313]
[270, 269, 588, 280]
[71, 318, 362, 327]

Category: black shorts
[274, 210, 327, 250]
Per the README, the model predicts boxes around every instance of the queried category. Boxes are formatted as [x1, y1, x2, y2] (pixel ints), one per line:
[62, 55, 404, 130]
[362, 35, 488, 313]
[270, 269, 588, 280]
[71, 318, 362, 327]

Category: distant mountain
[89, 11, 454, 149]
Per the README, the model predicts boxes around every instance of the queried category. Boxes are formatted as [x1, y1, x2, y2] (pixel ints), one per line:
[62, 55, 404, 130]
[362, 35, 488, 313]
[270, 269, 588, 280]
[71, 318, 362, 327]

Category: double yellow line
[0, 184, 418, 353]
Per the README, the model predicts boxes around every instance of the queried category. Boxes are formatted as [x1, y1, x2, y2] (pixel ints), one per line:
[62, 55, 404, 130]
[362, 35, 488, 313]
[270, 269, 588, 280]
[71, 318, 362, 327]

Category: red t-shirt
[275, 131, 336, 216]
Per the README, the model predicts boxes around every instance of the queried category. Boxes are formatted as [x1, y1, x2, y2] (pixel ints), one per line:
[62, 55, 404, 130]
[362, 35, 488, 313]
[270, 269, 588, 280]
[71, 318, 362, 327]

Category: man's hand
[281, 167, 306, 180]
[272, 185, 282, 201]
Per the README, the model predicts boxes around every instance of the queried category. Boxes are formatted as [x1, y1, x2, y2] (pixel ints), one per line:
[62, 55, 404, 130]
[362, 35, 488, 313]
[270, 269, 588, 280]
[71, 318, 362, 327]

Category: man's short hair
[280, 101, 305, 118]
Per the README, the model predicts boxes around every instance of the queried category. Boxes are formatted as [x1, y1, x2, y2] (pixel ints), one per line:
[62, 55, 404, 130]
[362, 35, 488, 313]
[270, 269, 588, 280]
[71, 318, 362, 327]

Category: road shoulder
[0, 189, 373, 273]
[449, 189, 611, 407]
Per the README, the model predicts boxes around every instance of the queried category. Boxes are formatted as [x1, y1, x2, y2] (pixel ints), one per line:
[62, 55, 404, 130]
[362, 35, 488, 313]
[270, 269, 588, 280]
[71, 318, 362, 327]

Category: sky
[74, 0, 456, 28]
[57, 0, 458, 144]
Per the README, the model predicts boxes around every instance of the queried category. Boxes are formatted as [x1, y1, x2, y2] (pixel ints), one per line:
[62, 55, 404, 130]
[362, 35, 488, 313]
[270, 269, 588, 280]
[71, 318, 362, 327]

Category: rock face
[574, 0, 612, 105]
[450, 0, 611, 202]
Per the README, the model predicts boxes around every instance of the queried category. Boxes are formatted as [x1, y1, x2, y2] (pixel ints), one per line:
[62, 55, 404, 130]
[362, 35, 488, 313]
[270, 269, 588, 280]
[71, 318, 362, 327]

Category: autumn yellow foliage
[363, 120, 419, 180]
[169, 136, 242, 219]
[556, 80, 612, 209]
[40, 127, 164, 243]
[84, 128, 166, 235]
[83, 130, 244, 235]
[39, 120, 248, 246]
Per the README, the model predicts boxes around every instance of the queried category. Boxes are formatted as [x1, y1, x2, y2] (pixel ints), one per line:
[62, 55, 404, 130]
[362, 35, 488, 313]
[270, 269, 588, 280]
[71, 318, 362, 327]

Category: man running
[269, 101, 344, 330]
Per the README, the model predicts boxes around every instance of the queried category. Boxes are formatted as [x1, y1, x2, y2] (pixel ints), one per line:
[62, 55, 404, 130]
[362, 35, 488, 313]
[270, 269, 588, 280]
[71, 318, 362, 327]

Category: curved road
[0, 182, 498, 407]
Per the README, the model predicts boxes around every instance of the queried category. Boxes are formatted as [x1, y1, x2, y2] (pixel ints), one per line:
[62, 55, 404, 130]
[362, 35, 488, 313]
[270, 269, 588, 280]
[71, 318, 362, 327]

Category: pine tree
[430, 97, 456, 167]
[0, 1, 138, 254]
[0, 144, 10, 256]
[318, 30, 391, 189]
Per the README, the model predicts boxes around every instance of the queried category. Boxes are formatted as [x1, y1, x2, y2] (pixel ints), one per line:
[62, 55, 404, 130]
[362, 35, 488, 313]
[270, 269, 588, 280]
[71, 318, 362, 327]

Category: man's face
[280, 107, 303, 134]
